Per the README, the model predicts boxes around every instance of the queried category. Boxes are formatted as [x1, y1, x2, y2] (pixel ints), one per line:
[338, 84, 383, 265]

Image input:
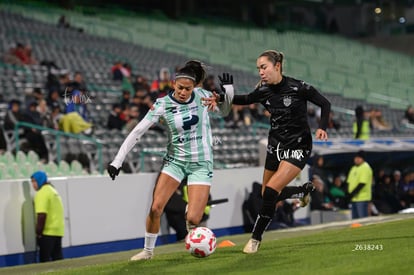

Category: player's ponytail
[185, 60, 207, 86]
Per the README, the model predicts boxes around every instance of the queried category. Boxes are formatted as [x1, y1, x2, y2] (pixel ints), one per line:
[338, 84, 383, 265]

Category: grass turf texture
[2, 214, 413, 275]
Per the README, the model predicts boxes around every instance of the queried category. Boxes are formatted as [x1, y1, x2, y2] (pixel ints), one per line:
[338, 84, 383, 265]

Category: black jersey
[233, 76, 331, 149]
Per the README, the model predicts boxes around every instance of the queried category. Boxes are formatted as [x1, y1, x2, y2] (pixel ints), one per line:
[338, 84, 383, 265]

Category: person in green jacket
[346, 150, 373, 219]
[31, 171, 65, 262]
[353, 105, 370, 140]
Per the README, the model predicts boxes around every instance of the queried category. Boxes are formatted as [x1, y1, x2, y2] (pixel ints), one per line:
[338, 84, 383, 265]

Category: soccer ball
[185, 227, 217, 258]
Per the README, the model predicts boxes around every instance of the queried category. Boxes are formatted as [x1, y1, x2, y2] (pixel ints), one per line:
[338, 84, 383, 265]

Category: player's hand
[315, 129, 328, 141]
[218, 73, 233, 93]
[202, 92, 219, 111]
[107, 164, 121, 180]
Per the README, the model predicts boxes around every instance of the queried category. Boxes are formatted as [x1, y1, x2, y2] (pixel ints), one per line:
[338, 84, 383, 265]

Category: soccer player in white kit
[107, 60, 234, 260]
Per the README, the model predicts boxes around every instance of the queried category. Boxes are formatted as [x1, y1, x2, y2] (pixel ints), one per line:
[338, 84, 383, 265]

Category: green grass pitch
[2, 214, 413, 275]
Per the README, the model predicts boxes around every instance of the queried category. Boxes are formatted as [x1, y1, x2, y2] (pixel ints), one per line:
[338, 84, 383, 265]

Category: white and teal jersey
[111, 86, 234, 169]
[150, 88, 214, 162]
[111, 88, 218, 168]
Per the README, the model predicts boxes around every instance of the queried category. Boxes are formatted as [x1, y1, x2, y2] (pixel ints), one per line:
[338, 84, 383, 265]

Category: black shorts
[264, 143, 311, 171]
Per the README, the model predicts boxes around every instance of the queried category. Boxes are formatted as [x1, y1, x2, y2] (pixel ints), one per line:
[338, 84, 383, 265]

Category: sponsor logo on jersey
[177, 133, 203, 143]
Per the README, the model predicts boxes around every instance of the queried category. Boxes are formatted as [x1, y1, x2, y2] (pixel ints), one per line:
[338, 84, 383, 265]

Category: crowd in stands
[1, 32, 414, 181]
[309, 154, 414, 215]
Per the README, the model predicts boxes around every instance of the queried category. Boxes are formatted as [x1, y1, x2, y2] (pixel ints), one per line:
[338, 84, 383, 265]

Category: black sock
[277, 186, 305, 201]
[251, 187, 279, 241]
[252, 214, 272, 241]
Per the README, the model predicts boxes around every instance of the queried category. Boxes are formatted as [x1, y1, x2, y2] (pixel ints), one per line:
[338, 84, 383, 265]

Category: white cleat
[299, 193, 311, 207]
[130, 250, 153, 261]
[299, 181, 315, 207]
[243, 238, 261, 254]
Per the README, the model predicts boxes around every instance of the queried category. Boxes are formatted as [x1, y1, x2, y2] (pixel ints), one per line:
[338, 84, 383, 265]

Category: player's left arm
[301, 82, 331, 141]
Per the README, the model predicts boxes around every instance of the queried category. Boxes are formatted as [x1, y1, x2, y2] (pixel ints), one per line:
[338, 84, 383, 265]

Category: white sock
[144, 232, 158, 253]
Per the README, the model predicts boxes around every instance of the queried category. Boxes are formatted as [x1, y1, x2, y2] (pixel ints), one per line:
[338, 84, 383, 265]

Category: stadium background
[0, 0, 414, 267]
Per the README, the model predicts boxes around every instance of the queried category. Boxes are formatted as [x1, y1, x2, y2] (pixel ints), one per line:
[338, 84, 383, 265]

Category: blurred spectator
[59, 112, 92, 135]
[392, 170, 403, 188]
[47, 71, 71, 96]
[122, 63, 132, 78]
[309, 154, 331, 188]
[48, 105, 63, 130]
[131, 93, 151, 122]
[353, 105, 370, 140]
[57, 15, 70, 28]
[2, 43, 23, 65]
[373, 174, 402, 214]
[122, 75, 135, 97]
[25, 87, 44, 104]
[111, 61, 131, 81]
[59, 89, 93, 134]
[119, 104, 130, 123]
[22, 101, 49, 162]
[70, 72, 88, 91]
[107, 103, 125, 130]
[13, 43, 37, 65]
[402, 105, 414, 125]
[249, 104, 270, 124]
[374, 168, 386, 186]
[369, 108, 392, 131]
[36, 99, 52, 127]
[133, 75, 151, 94]
[327, 111, 341, 131]
[397, 171, 414, 209]
[2, 100, 23, 152]
[329, 175, 349, 209]
[150, 67, 174, 97]
[272, 200, 302, 229]
[64, 89, 90, 121]
[119, 90, 131, 110]
[0, 130, 6, 152]
[57, 15, 83, 32]
[202, 74, 220, 93]
[310, 175, 334, 210]
[225, 105, 255, 128]
[111, 61, 124, 81]
[125, 105, 140, 133]
[4, 99, 24, 130]
[46, 90, 64, 111]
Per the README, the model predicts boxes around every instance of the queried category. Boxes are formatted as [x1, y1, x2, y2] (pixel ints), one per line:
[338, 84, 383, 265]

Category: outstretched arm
[216, 73, 234, 116]
[110, 119, 154, 169]
[202, 73, 258, 112]
[202, 73, 234, 116]
[108, 100, 165, 180]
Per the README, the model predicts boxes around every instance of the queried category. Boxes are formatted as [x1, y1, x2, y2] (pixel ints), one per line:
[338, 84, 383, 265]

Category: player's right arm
[108, 100, 165, 179]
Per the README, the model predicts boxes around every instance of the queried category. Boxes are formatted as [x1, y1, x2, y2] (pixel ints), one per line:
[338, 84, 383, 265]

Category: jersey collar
[168, 90, 195, 105]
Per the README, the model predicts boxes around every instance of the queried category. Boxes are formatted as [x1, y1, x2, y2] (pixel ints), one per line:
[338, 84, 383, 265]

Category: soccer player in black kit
[213, 50, 331, 253]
